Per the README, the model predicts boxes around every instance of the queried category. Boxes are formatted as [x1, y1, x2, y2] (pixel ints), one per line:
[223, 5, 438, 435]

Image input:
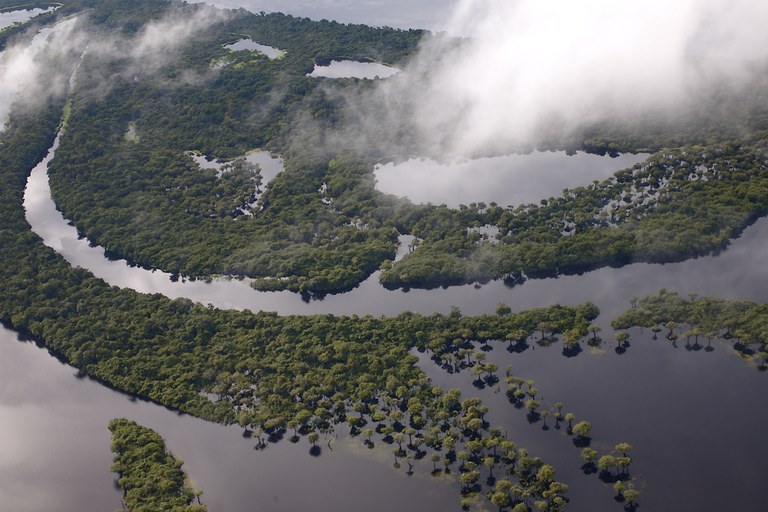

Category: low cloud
[348, 0, 768, 159]
[0, 18, 81, 126]
[0, 4, 231, 127]
[130, 5, 230, 71]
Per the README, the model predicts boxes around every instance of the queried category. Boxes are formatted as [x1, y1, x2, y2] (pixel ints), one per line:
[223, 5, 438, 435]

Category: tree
[430, 453, 441, 471]
[580, 447, 597, 464]
[623, 488, 640, 508]
[572, 420, 590, 438]
[614, 442, 633, 456]
[598, 454, 617, 475]
[572, 420, 591, 446]
[613, 480, 625, 499]
[615, 331, 630, 346]
[490, 491, 510, 511]
[459, 470, 481, 493]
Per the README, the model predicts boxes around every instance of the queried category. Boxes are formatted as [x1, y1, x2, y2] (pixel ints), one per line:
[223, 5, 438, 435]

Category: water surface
[25, 135, 768, 320]
[308, 60, 400, 79]
[375, 152, 648, 207]
[0, 7, 55, 30]
[0, 327, 457, 512]
[10, 6, 768, 507]
[205, 0, 458, 30]
[19, 127, 768, 512]
[225, 37, 284, 59]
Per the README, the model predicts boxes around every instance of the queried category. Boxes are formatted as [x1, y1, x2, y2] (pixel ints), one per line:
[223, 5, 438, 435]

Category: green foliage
[383, 140, 768, 288]
[38, 0, 768, 297]
[613, 289, 768, 363]
[40, 1, 423, 295]
[109, 418, 206, 512]
[0, 88, 597, 511]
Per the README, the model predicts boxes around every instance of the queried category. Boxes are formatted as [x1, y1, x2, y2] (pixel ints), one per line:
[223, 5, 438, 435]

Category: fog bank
[359, 0, 768, 158]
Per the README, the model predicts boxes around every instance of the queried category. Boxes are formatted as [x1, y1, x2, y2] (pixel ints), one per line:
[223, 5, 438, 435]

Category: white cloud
[130, 5, 230, 71]
[0, 18, 80, 128]
[367, 0, 768, 158]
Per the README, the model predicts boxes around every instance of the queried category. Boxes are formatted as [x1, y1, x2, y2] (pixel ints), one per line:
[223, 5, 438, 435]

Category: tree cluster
[613, 289, 768, 366]
[109, 418, 206, 512]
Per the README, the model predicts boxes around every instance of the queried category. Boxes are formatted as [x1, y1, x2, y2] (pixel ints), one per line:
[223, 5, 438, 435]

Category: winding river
[15, 120, 768, 512]
[23, 136, 768, 320]
[5, 7, 768, 511]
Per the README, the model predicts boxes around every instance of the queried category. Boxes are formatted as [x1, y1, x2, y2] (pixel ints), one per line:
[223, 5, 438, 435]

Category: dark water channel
[0, 328, 456, 511]
[9, 138, 768, 510]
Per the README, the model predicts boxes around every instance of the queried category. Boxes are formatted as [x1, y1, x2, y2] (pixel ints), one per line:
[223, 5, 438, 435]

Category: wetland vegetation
[1, 0, 768, 510]
[109, 418, 207, 512]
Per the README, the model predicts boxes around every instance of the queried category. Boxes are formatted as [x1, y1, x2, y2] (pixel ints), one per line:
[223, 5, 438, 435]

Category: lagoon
[374, 152, 648, 208]
[308, 60, 400, 79]
[225, 38, 284, 59]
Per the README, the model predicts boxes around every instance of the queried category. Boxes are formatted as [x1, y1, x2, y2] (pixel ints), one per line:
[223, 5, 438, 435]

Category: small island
[109, 418, 206, 512]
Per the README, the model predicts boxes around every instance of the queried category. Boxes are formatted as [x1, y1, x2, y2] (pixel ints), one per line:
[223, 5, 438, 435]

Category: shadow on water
[415, 326, 768, 512]
[0, 327, 457, 512]
[15, 124, 768, 512]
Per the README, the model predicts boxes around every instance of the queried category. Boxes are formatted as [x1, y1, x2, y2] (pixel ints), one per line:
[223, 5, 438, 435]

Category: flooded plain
[5, 4, 768, 511]
[374, 152, 648, 208]
[17, 129, 768, 511]
[225, 37, 284, 59]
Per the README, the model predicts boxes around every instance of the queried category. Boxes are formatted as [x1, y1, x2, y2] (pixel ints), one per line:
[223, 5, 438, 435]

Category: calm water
[7, 4, 768, 511]
[308, 60, 400, 79]
[0, 329, 457, 512]
[25, 136, 768, 320]
[0, 7, 54, 30]
[374, 152, 648, 208]
[206, 0, 458, 29]
[225, 38, 284, 59]
[419, 327, 768, 512]
[20, 121, 768, 511]
[188, 149, 285, 183]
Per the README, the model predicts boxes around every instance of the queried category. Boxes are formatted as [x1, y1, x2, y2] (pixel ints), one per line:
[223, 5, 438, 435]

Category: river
[5, 2, 768, 511]
[17, 109, 768, 512]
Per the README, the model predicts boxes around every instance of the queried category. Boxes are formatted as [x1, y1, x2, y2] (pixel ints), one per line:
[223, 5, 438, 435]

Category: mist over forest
[1, 1, 767, 512]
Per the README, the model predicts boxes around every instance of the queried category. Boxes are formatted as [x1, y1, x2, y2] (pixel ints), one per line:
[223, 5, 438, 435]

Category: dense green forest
[109, 418, 207, 512]
[27, 0, 765, 295]
[0, 62, 621, 510]
[613, 290, 768, 365]
[44, 0, 423, 296]
[2, 0, 767, 510]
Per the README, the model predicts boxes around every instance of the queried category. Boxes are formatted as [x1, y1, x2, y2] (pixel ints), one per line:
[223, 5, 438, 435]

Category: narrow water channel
[24, 134, 768, 319]
[16, 132, 768, 511]
[0, 327, 457, 512]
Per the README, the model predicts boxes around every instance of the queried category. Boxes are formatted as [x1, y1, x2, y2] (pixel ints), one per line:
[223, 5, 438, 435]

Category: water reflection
[224, 37, 284, 59]
[205, 0, 457, 29]
[25, 134, 768, 320]
[308, 60, 400, 79]
[0, 7, 55, 30]
[18, 130, 768, 512]
[0, 328, 456, 512]
[188, 149, 285, 184]
[417, 326, 768, 512]
[374, 152, 648, 208]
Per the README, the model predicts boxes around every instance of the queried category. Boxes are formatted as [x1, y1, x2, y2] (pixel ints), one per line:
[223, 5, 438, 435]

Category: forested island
[1, 0, 768, 511]
[109, 418, 207, 512]
[613, 289, 768, 364]
[29, 0, 767, 296]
